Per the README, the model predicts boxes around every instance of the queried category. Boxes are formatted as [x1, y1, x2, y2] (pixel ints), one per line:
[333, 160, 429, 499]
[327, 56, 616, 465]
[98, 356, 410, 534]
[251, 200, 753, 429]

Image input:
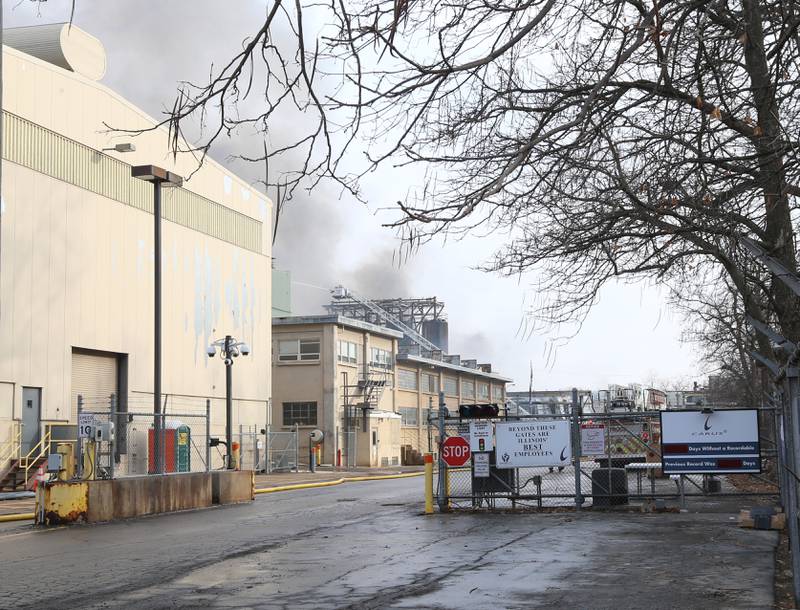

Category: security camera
[231, 348, 240, 358]
[206, 346, 216, 357]
[223, 357, 233, 366]
[240, 343, 251, 356]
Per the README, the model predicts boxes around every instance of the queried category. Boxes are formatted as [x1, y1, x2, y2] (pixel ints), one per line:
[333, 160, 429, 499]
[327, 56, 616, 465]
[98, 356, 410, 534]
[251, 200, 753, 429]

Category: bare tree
[677, 272, 765, 405]
[154, 0, 800, 349]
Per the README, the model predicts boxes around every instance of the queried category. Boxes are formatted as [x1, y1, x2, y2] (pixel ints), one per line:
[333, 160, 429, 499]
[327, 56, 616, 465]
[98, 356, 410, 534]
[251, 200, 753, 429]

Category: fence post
[160, 412, 165, 475]
[572, 388, 582, 510]
[294, 423, 299, 472]
[784, 373, 800, 604]
[77, 394, 84, 479]
[266, 424, 271, 474]
[205, 399, 211, 472]
[110, 393, 116, 480]
[436, 391, 447, 513]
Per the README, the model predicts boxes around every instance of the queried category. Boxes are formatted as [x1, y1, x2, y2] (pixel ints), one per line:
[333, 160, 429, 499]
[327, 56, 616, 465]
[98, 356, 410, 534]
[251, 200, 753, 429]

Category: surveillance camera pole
[225, 334, 233, 469]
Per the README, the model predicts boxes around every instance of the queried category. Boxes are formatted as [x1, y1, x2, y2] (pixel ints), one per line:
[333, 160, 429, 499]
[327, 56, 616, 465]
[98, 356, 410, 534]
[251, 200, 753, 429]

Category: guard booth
[148, 422, 191, 473]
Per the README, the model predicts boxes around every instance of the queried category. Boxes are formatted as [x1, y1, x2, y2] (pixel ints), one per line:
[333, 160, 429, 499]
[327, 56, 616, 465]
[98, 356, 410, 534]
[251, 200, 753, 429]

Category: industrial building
[272, 290, 511, 466]
[0, 24, 273, 479]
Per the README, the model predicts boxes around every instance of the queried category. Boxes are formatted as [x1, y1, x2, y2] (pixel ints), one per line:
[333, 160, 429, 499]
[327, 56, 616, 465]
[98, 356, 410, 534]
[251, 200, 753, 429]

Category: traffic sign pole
[437, 391, 447, 513]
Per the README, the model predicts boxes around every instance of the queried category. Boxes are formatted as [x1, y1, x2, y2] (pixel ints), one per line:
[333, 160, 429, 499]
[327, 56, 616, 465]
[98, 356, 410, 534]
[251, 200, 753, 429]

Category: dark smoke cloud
[2, 1, 415, 314]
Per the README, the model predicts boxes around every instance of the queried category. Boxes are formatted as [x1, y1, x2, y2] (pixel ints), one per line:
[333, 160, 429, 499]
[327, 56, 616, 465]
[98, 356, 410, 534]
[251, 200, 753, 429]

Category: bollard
[424, 453, 434, 514]
[231, 442, 241, 471]
[310, 444, 317, 473]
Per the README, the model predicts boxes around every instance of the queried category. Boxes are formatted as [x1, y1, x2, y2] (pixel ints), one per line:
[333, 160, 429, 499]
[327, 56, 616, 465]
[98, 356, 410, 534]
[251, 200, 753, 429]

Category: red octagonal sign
[442, 435, 471, 467]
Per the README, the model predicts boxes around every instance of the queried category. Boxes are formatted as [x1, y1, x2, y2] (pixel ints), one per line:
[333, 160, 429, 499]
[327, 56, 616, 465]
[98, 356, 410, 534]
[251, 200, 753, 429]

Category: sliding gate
[430, 407, 779, 510]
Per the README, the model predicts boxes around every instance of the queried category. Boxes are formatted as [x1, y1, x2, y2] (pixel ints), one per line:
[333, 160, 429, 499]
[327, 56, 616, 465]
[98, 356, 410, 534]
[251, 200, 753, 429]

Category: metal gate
[264, 427, 299, 472]
[430, 398, 779, 511]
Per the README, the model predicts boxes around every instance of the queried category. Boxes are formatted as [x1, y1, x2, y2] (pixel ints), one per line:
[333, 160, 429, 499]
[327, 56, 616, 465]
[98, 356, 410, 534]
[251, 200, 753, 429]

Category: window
[461, 379, 475, 398]
[282, 402, 318, 426]
[278, 338, 321, 362]
[422, 373, 439, 394]
[478, 382, 490, 400]
[444, 376, 458, 396]
[370, 347, 393, 369]
[399, 407, 418, 427]
[337, 340, 359, 364]
[493, 385, 504, 400]
[398, 369, 418, 391]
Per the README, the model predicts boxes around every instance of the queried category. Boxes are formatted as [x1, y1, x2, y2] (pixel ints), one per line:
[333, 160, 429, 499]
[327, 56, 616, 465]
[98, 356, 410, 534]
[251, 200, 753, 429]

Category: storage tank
[422, 319, 449, 352]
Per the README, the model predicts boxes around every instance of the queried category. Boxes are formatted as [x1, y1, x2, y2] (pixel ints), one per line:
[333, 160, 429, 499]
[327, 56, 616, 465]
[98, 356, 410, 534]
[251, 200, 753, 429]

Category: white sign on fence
[495, 420, 572, 468]
[78, 413, 96, 439]
[580, 423, 606, 456]
[469, 421, 494, 453]
[473, 452, 490, 478]
[660, 409, 761, 474]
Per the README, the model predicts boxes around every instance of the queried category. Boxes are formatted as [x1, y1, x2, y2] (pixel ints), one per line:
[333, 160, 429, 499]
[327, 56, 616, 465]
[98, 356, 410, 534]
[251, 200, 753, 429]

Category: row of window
[396, 368, 503, 399]
[337, 340, 359, 364]
[278, 339, 321, 362]
[370, 347, 392, 369]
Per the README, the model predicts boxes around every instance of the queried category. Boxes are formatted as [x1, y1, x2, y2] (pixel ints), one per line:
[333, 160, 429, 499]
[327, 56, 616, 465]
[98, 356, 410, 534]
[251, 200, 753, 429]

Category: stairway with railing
[0, 423, 75, 491]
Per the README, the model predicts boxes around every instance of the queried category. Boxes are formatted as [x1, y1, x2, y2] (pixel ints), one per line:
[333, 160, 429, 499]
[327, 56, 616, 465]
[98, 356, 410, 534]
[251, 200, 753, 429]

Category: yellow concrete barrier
[0, 512, 35, 522]
[254, 471, 425, 495]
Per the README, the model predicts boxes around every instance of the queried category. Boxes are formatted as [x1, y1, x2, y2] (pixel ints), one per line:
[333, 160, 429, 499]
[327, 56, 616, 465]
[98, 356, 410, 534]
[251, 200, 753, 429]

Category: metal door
[21, 387, 41, 454]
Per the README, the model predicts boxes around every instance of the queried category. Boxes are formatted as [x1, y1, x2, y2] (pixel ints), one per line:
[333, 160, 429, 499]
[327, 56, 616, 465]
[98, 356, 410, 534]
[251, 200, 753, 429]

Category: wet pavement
[0, 477, 777, 609]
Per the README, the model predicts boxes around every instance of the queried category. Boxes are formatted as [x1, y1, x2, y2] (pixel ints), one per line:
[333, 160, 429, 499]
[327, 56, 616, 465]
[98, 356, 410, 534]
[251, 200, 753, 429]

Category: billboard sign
[495, 420, 571, 468]
[660, 409, 760, 474]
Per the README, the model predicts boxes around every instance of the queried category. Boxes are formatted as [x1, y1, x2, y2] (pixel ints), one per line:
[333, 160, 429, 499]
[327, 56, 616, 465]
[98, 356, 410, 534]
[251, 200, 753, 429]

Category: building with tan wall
[0, 24, 272, 474]
[272, 315, 512, 466]
[272, 315, 403, 468]
[394, 355, 510, 456]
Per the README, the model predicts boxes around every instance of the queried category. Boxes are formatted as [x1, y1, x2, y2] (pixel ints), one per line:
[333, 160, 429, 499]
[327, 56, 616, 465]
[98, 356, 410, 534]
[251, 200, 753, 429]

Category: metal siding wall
[2, 111, 262, 253]
[70, 351, 118, 421]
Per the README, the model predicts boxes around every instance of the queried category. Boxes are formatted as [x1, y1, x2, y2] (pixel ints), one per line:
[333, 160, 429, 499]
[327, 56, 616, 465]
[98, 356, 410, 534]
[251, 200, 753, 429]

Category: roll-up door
[70, 350, 118, 421]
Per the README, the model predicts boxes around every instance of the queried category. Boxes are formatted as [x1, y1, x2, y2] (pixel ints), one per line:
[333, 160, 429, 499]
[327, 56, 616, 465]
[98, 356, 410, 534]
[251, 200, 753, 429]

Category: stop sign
[441, 436, 471, 467]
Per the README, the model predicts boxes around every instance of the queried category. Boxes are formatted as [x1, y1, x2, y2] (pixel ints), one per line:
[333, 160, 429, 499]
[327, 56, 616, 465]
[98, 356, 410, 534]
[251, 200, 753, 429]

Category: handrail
[20, 425, 54, 487]
[0, 422, 22, 465]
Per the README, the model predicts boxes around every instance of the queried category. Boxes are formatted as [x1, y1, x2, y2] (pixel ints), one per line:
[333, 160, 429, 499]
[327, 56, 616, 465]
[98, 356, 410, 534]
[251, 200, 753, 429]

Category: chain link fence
[430, 401, 779, 511]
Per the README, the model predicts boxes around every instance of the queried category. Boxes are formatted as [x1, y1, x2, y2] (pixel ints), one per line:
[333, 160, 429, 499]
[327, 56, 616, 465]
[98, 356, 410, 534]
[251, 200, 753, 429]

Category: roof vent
[4, 23, 107, 81]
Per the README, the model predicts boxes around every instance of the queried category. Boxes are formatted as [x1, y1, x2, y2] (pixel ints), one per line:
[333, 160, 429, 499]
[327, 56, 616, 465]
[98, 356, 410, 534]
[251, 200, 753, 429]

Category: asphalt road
[0, 477, 777, 609]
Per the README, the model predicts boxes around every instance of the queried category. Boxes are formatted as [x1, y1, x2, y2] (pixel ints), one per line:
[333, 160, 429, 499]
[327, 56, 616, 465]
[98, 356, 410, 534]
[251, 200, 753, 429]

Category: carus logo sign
[691, 415, 727, 437]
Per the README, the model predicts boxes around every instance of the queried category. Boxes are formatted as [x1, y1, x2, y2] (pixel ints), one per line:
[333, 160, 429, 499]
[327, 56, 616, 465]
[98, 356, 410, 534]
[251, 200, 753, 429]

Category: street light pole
[153, 180, 162, 473]
[225, 335, 233, 468]
[132, 165, 183, 475]
[207, 335, 250, 469]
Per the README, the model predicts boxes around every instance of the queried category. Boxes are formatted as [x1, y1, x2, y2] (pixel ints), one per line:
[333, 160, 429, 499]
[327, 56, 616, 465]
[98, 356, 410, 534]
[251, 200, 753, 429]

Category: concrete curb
[0, 512, 34, 522]
[0, 473, 427, 519]
[254, 471, 424, 495]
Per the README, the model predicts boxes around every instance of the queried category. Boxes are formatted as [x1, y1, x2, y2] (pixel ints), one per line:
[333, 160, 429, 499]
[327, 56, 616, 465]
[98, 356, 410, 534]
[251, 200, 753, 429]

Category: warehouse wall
[0, 44, 272, 454]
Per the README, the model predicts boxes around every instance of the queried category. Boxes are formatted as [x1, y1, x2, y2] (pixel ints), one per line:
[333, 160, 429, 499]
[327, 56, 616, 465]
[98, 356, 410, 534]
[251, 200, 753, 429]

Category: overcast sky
[4, 1, 703, 391]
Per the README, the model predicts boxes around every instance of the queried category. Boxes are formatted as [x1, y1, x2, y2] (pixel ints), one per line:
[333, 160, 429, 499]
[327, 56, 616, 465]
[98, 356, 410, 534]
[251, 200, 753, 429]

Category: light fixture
[102, 143, 136, 153]
[131, 164, 183, 187]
